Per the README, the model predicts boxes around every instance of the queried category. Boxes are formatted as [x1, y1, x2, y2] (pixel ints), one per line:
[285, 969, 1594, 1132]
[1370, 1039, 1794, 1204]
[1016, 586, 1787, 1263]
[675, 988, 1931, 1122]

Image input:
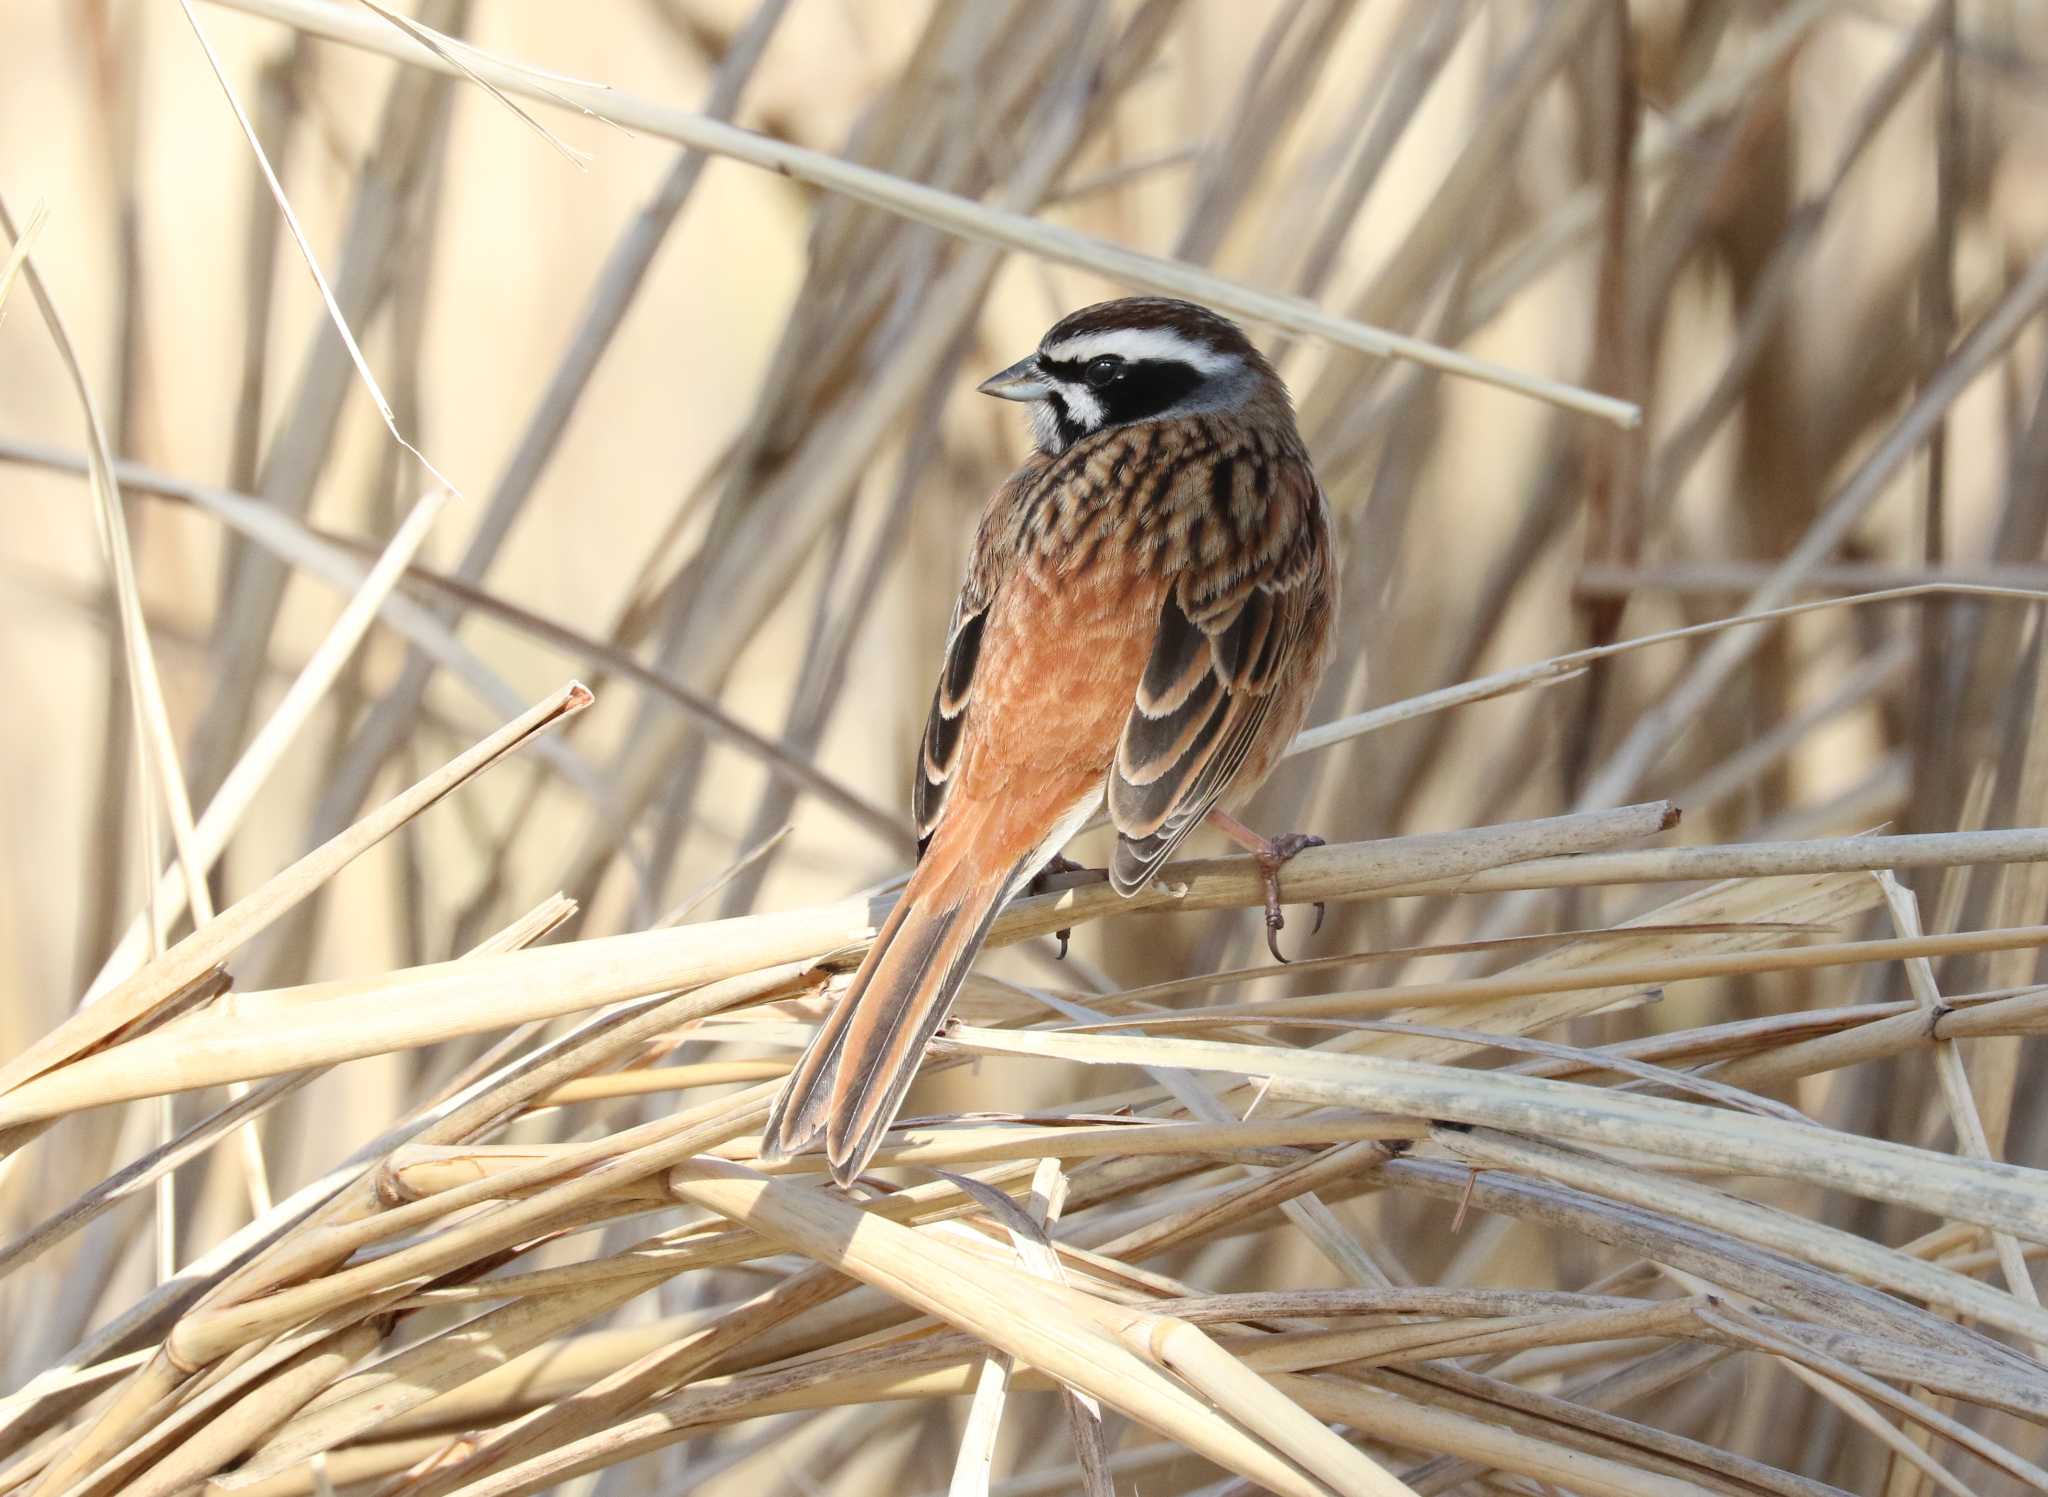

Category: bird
[762, 296, 1337, 1188]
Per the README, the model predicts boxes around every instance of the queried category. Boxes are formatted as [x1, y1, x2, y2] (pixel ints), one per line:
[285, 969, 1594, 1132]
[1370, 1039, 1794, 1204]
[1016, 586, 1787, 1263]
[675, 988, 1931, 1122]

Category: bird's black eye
[1084, 355, 1123, 388]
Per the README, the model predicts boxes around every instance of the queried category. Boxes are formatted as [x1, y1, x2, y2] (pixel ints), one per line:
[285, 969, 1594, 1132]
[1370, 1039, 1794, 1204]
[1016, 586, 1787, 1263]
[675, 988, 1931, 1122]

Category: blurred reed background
[5, 1, 2048, 1493]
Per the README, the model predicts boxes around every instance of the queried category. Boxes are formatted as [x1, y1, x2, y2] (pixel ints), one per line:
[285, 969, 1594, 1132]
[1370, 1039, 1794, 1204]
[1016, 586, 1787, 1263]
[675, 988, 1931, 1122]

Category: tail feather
[762, 844, 1022, 1187]
[758, 947, 867, 1162]
[825, 889, 1011, 1181]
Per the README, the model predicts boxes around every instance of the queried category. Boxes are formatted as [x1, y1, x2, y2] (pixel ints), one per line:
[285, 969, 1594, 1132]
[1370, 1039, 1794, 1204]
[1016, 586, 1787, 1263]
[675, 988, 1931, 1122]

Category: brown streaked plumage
[763, 297, 1337, 1187]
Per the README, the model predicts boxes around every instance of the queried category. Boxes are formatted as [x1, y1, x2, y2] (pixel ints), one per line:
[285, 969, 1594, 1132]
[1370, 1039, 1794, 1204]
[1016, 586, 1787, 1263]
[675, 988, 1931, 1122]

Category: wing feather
[914, 603, 985, 857]
[1107, 461, 1327, 893]
[1108, 650, 1284, 892]
[1134, 591, 1215, 716]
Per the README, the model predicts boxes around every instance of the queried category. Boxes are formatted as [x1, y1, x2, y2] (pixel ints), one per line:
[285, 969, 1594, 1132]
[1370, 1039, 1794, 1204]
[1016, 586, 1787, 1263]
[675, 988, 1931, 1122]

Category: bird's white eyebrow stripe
[1042, 326, 1236, 374]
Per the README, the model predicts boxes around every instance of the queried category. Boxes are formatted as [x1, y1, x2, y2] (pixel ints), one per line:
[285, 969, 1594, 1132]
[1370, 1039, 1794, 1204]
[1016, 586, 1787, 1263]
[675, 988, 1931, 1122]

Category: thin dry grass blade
[0, 199, 47, 320]
[203, 0, 1638, 426]
[174, 0, 455, 492]
[0, 190, 211, 970]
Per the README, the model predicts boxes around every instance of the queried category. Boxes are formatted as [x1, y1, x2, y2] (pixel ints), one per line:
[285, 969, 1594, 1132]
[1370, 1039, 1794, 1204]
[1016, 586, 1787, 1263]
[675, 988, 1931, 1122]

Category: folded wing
[1107, 459, 1326, 891]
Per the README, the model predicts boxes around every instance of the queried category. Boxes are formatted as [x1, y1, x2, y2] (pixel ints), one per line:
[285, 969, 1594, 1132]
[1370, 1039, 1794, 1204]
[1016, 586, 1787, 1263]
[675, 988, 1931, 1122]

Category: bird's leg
[1025, 853, 1096, 959]
[1206, 808, 1326, 963]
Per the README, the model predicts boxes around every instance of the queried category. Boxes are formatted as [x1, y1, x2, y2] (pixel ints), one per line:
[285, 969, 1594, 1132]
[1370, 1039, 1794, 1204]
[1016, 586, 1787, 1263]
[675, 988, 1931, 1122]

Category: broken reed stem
[0, 682, 592, 1106]
[82, 486, 457, 1006]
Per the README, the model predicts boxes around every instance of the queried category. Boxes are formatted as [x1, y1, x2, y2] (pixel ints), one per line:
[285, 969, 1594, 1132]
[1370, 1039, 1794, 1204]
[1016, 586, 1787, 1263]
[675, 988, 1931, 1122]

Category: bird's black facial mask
[1036, 353, 1206, 436]
[979, 319, 1251, 455]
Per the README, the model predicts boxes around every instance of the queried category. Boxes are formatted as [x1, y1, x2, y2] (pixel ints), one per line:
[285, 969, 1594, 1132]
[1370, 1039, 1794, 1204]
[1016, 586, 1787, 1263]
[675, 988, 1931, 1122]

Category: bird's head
[977, 297, 1283, 455]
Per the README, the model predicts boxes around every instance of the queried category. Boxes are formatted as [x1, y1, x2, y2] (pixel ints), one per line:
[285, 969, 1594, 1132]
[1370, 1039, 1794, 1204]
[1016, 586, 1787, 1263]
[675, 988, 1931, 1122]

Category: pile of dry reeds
[5, 1, 2048, 1493]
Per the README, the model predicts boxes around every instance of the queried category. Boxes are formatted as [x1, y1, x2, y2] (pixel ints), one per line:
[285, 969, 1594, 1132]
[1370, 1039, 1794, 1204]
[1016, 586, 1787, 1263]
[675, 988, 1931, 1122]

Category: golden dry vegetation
[5, 2, 2048, 1494]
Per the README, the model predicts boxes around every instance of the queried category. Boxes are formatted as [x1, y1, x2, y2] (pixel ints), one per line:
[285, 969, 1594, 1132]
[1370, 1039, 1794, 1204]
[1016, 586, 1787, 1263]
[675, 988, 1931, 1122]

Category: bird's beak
[976, 355, 1051, 402]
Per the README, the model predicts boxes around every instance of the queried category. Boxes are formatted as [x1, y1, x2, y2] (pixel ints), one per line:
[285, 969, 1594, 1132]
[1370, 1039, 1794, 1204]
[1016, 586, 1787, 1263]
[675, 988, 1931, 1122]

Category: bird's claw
[1029, 854, 1092, 960]
[1256, 832, 1326, 964]
[1265, 913, 1289, 965]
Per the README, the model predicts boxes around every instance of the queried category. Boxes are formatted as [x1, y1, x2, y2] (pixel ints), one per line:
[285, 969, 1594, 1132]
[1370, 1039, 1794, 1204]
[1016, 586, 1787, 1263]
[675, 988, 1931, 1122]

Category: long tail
[763, 809, 1028, 1187]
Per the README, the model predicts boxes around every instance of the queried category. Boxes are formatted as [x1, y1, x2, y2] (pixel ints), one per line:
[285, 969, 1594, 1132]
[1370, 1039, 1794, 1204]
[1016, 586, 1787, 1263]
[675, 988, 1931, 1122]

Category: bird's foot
[1207, 810, 1325, 963]
[1026, 854, 1096, 959]
[1252, 832, 1326, 964]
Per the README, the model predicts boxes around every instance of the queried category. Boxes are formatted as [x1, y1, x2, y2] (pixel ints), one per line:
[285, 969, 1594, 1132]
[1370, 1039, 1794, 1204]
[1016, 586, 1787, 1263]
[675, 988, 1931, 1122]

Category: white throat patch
[1041, 325, 1237, 376]
[1029, 398, 1066, 453]
[1029, 385, 1102, 453]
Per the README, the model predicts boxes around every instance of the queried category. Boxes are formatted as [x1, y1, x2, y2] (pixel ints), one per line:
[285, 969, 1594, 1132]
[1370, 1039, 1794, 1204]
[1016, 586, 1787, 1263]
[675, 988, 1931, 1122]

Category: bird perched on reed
[765, 297, 1337, 1186]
